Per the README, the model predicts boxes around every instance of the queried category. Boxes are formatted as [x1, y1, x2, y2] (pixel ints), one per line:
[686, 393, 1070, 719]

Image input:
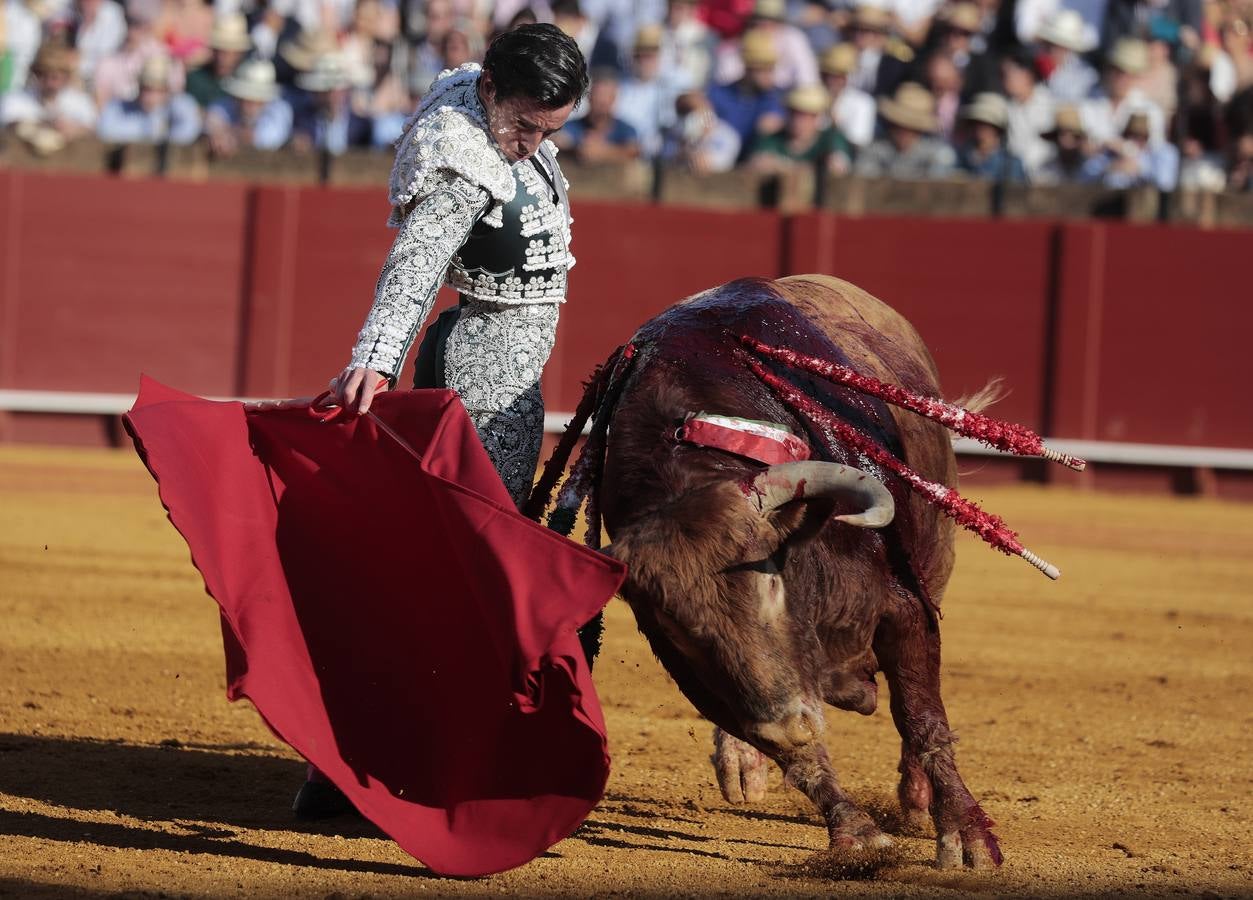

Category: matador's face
[478, 72, 576, 163]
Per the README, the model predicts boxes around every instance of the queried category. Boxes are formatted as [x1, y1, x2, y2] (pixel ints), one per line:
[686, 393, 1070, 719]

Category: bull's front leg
[875, 602, 1002, 869]
[744, 704, 893, 853]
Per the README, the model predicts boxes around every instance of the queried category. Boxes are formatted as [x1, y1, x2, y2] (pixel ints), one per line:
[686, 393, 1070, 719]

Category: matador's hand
[330, 367, 388, 416]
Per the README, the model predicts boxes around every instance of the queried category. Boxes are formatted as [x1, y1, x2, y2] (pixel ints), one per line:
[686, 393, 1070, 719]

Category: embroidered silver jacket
[349, 64, 574, 379]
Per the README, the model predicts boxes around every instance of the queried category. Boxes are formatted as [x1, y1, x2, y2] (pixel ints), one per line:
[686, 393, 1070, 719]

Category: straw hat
[633, 23, 663, 52]
[31, 42, 76, 77]
[138, 53, 172, 90]
[820, 43, 857, 76]
[1107, 38, 1149, 75]
[851, 5, 893, 33]
[1043, 104, 1085, 137]
[1036, 9, 1092, 52]
[786, 84, 831, 114]
[741, 28, 779, 67]
[295, 53, 353, 92]
[877, 82, 937, 132]
[960, 92, 1008, 129]
[280, 30, 337, 71]
[940, 2, 981, 33]
[208, 14, 252, 53]
[223, 59, 279, 102]
[752, 0, 787, 21]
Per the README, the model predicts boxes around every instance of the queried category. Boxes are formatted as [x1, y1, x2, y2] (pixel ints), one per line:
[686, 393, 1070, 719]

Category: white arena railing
[2, 389, 1251, 471]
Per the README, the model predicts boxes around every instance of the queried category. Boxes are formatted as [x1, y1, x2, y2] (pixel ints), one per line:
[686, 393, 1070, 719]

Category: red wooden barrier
[0, 171, 249, 395]
[2, 172, 1251, 497]
[1053, 222, 1253, 449]
[785, 213, 1055, 433]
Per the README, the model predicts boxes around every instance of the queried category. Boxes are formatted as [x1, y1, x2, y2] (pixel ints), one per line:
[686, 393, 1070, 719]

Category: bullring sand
[0, 445, 1250, 898]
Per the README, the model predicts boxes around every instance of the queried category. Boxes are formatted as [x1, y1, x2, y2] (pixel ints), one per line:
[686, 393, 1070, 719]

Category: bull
[564, 274, 1008, 868]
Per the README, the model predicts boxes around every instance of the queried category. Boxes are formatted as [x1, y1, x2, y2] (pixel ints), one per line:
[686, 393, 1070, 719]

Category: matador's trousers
[413, 298, 560, 508]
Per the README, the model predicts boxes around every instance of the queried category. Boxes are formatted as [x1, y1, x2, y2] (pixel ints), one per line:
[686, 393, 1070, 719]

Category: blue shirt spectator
[206, 59, 294, 154]
[707, 28, 786, 162]
[97, 54, 201, 145]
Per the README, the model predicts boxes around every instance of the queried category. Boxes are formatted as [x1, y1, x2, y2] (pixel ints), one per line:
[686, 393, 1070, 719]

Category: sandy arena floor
[0, 444, 1250, 898]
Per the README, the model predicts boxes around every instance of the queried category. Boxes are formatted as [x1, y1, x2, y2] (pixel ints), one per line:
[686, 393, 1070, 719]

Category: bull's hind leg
[876, 601, 1002, 869]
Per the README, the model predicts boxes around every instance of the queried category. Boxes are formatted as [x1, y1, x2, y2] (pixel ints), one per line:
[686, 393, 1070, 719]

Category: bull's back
[770, 275, 958, 588]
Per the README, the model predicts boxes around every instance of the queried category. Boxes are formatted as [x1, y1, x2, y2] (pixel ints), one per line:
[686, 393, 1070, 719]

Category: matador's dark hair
[482, 23, 590, 110]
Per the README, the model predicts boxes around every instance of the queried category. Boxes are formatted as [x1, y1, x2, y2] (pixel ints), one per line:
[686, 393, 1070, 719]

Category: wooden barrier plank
[785, 212, 1054, 432]
[1054, 222, 1253, 449]
[549, 202, 785, 411]
[4, 172, 249, 396]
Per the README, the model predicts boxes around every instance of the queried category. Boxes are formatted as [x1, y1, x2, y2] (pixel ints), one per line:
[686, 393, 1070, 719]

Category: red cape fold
[123, 376, 626, 876]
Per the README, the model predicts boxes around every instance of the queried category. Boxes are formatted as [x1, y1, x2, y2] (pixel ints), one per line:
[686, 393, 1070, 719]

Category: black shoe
[292, 779, 357, 820]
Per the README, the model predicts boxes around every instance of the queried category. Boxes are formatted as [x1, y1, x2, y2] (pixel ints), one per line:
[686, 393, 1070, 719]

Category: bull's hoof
[935, 828, 1003, 869]
[712, 728, 769, 804]
[831, 823, 894, 853]
[292, 779, 357, 820]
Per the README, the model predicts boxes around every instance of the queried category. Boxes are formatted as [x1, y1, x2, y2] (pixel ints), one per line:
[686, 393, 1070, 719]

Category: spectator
[1035, 103, 1093, 183]
[664, 89, 741, 173]
[714, 0, 819, 91]
[658, 0, 713, 91]
[1, 41, 97, 150]
[291, 53, 367, 154]
[277, 28, 336, 129]
[1083, 38, 1166, 147]
[97, 52, 201, 144]
[923, 50, 963, 140]
[1036, 9, 1100, 103]
[353, 37, 411, 148]
[1001, 45, 1053, 177]
[69, 0, 126, 84]
[439, 27, 484, 71]
[554, 68, 641, 161]
[854, 81, 957, 177]
[932, 1, 1000, 95]
[1228, 131, 1253, 191]
[1219, 13, 1253, 92]
[1177, 104, 1228, 191]
[1081, 110, 1179, 190]
[153, 0, 214, 69]
[956, 91, 1028, 180]
[846, 5, 910, 97]
[820, 43, 875, 149]
[205, 57, 293, 155]
[3, 0, 41, 93]
[93, 6, 181, 109]
[552, 0, 600, 62]
[1142, 15, 1180, 119]
[408, 0, 457, 95]
[707, 27, 786, 161]
[185, 15, 252, 109]
[614, 23, 677, 158]
[750, 83, 851, 173]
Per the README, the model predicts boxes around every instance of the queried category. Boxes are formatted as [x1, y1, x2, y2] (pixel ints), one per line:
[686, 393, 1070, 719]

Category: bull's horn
[750, 461, 895, 529]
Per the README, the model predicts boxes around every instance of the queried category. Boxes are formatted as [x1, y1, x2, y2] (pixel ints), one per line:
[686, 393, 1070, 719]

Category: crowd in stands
[3, 0, 1253, 191]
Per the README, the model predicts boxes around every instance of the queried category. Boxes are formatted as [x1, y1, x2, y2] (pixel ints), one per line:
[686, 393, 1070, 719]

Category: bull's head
[604, 460, 894, 734]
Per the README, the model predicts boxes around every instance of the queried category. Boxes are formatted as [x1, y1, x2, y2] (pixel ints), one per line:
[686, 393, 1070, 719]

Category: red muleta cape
[123, 377, 626, 876]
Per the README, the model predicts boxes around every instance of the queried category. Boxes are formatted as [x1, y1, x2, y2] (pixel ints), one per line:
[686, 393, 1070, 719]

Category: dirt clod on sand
[1, 446, 1251, 897]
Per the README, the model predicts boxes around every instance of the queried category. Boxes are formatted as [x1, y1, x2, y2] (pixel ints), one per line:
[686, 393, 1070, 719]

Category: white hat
[294, 53, 353, 92]
[1036, 10, 1093, 53]
[960, 92, 1009, 129]
[209, 14, 253, 53]
[138, 53, 173, 90]
[223, 59, 279, 102]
